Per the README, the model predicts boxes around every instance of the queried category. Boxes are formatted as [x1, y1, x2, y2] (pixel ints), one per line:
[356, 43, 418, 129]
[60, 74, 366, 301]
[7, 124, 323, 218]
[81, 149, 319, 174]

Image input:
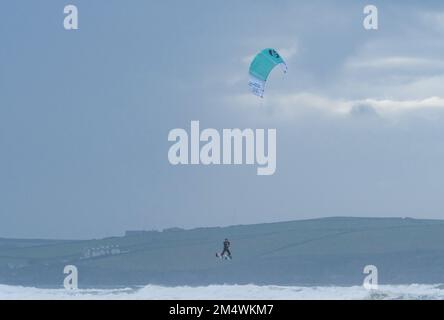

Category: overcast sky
[2, 1, 444, 239]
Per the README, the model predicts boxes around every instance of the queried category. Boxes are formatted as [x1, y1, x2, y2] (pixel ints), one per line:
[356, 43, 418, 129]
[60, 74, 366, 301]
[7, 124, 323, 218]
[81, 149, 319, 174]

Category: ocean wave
[2, 283, 444, 300]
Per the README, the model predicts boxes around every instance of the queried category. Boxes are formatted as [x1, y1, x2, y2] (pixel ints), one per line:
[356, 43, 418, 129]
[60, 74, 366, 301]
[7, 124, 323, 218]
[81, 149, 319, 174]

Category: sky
[2, 0, 444, 239]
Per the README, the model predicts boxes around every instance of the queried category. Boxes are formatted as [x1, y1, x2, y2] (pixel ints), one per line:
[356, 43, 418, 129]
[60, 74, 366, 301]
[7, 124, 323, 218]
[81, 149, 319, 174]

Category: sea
[1, 283, 444, 300]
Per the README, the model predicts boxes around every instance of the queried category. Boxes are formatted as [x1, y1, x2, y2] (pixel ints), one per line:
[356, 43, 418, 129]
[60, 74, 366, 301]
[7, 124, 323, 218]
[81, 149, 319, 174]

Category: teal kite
[248, 48, 287, 98]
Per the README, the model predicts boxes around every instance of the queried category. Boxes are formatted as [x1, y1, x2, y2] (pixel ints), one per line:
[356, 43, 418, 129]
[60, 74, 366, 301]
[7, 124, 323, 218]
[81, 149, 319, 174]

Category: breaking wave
[2, 283, 444, 300]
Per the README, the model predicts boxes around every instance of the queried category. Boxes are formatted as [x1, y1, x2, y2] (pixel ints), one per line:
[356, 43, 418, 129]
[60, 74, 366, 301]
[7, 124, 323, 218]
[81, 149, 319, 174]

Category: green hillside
[1, 217, 444, 287]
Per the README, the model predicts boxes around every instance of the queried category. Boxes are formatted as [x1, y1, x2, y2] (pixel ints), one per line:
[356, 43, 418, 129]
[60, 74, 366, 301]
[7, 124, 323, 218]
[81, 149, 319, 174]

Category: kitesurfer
[220, 238, 232, 259]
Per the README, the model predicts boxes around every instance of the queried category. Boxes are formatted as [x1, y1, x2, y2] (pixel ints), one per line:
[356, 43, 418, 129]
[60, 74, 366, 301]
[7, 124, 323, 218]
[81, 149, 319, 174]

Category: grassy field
[1, 217, 444, 287]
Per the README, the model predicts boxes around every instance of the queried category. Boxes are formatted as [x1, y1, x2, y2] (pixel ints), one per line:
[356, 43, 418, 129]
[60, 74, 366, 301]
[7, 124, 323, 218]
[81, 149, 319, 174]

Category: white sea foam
[1, 283, 444, 300]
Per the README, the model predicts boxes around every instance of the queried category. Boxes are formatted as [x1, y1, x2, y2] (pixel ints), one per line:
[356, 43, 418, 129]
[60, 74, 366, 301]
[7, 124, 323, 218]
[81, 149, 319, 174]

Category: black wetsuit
[221, 240, 231, 258]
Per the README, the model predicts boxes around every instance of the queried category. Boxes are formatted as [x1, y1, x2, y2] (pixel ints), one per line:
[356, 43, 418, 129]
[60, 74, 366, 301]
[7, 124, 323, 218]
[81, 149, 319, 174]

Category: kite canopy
[248, 48, 287, 98]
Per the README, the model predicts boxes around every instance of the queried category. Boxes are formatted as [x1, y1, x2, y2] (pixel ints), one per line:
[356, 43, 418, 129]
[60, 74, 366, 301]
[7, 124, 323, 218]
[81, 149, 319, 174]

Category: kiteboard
[216, 253, 231, 260]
